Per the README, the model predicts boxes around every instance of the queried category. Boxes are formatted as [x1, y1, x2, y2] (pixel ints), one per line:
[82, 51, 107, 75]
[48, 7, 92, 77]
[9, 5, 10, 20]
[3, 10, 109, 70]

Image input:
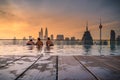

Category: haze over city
[0, 0, 120, 39]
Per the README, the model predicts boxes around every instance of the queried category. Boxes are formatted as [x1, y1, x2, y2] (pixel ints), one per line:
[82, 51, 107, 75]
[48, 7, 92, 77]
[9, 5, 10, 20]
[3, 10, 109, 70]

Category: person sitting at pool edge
[26, 39, 35, 45]
[46, 37, 54, 47]
[36, 38, 43, 48]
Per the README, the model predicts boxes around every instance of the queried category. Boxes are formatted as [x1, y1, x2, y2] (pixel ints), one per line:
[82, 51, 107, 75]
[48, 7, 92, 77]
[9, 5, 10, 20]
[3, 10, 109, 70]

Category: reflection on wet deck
[0, 54, 120, 80]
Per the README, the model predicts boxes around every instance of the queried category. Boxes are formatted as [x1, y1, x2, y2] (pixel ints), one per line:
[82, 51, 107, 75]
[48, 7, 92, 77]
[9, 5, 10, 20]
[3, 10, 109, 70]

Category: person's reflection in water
[46, 46, 51, 51]
[110, 42, 116, 55]
[83, 45, 92, 55]
[28, 45, 34, 50]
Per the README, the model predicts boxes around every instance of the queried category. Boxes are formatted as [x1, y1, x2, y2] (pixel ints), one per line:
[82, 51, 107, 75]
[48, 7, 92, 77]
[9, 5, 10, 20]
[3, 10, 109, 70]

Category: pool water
[0, 44, 120, 56]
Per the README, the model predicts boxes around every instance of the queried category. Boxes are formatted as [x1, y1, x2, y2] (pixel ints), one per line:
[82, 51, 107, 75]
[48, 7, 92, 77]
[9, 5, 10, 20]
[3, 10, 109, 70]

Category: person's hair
[38, 38, 40, 41]
[47, 37, 50, 40]
[30, 39, 32, 41]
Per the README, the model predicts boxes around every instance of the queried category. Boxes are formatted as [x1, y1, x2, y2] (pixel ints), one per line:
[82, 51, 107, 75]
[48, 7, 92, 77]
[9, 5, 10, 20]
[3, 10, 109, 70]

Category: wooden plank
[74, 56, 100, 80]
[17, 55, 56, 80]
[0, 56, 39, 80]
[15, 55, 43, 80]
[58, 56, 96, 80]
[92, 56, 120, 71]
[0, 56, 25, 68]
[75, 56, 120, 80]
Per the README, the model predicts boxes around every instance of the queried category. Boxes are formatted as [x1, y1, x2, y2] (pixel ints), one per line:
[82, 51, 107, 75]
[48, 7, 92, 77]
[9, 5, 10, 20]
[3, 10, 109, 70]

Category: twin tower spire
[39, 27, 48, 39]
[86, 21, 88, 31]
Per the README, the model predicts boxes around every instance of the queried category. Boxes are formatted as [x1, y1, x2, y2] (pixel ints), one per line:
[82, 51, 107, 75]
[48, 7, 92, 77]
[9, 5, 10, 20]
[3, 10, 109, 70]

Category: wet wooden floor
[0, 55, 120, 80]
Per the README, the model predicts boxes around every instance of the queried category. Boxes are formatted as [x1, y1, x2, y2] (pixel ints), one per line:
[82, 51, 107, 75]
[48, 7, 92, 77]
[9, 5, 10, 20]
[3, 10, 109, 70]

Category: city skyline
[0, 0, 120, 39]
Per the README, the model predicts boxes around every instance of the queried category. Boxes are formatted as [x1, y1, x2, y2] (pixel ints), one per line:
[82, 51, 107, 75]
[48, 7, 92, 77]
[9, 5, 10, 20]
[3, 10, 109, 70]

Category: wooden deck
[0, 55, 120, 80]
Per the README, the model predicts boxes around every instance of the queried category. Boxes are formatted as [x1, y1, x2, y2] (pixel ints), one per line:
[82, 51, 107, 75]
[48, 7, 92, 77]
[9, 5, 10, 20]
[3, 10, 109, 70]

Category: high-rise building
[50, 34, 54, 40]
[56, 34, 64, 40]
[65, 37, 70, 41]
[39, 28, 43, 39]
[110, 30, 116, 45]
[116, 35, 120, 45]
[41, 28, 43, 39]
[71, 37, 76, 41]
[82, 22, 93, 45]
[13, 37, 17, 45]
[44, 27, 48, 39]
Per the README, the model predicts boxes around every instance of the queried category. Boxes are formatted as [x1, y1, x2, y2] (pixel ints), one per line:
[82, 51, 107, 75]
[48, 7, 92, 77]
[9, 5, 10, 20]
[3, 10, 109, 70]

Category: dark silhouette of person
[45, 37, 54, 52]
[26, 39, 35, 45]
[46, 37, 54, 47]
[36, 38, 43, 49]
[26, 39, 34, 50]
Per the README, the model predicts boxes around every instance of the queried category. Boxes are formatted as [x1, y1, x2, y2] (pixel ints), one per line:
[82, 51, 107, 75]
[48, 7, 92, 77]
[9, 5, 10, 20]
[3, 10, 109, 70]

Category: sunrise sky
[0, 0, 120, 39]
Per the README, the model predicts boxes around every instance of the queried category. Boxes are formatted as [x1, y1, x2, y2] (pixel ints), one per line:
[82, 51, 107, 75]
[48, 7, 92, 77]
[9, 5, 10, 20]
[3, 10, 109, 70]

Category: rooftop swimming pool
[0, 40, 120, 56]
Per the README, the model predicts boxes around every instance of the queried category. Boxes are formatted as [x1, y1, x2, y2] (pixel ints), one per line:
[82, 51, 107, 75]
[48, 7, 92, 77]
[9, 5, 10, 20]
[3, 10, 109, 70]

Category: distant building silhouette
[44, 27, 48, 39]
[116, 35, 120, 45]
[65, 37, 70, 41]
[23, 37, 26, 40]
[39, 28, 43, 39]
[71, 37, 76, 41]
[65, 37, 70, 45]
[70, 37, 76, 45]
[110, 30, 116, 45]
[82, 22, 93, 45]
[50, 34, 54, 40]
[23, 37, 27, 46]
[103, 40, 108, 45]
[13, 37, 17, 45]
[110, 30, 116, 50]
[56, 34, 64, 40]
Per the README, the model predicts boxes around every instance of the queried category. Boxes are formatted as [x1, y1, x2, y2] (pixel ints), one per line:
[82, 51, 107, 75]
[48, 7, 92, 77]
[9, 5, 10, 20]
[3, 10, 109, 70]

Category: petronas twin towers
[39, 28, 48, 40]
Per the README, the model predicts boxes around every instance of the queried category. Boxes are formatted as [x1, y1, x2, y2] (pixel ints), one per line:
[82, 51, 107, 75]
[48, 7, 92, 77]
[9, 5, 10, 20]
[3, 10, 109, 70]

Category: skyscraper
[116, 35, 120, 45]
[39, 28, 43, 39]
[110, 30, 116, 45]
[50, 34, 54, 40]
[82, 22, 93, 45]
[44, 27, 48, 39]
[56, 34, 64, 40]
